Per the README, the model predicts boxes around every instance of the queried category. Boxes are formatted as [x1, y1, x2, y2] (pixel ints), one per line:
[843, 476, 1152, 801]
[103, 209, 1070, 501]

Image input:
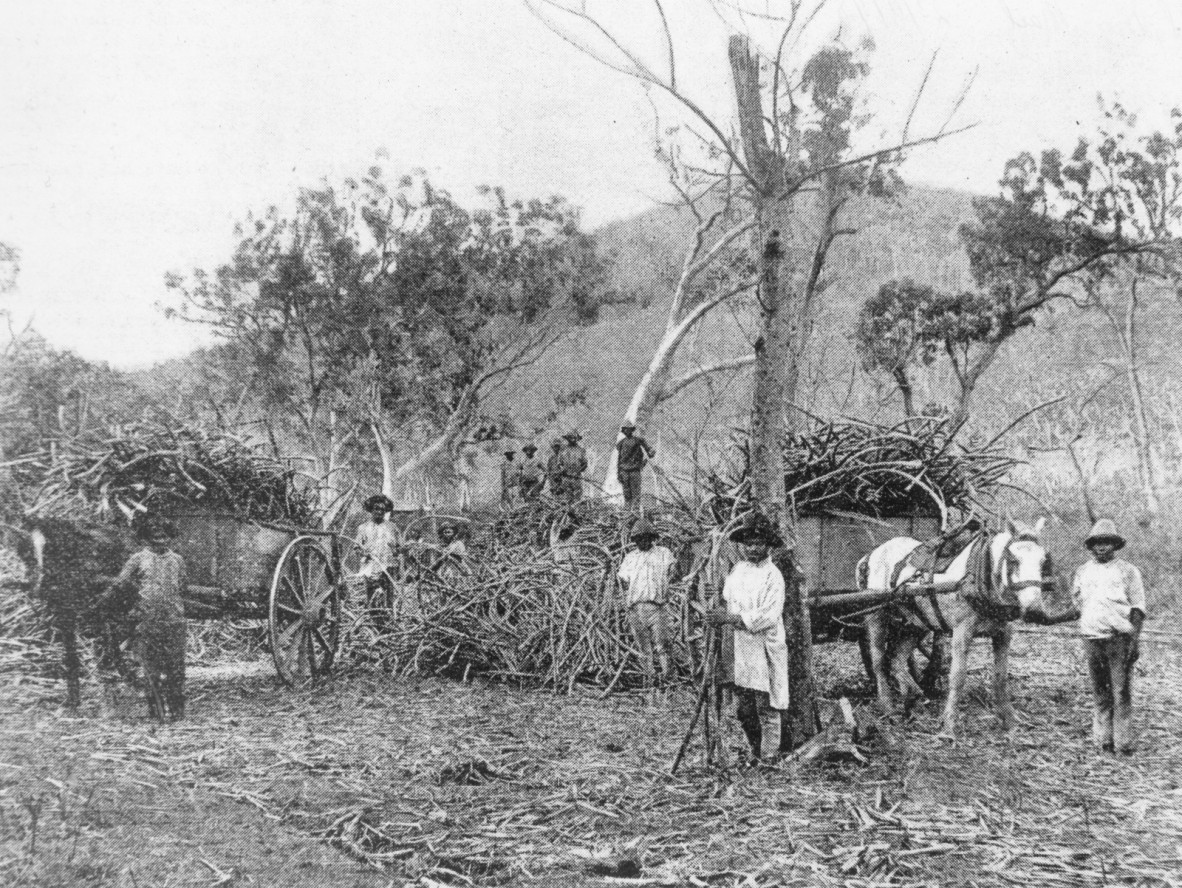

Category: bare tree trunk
[1120, 282, 1161, 516]
[893, 366, 916, 417]
[731, 33, 819, 750]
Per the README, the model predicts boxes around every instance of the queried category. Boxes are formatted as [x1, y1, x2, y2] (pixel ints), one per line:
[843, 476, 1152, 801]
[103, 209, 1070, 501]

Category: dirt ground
[2, 630, 1180, 888]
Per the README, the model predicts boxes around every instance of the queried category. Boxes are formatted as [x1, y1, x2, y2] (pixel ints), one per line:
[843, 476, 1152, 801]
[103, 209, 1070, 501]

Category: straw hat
[564, 430, 582, 442]
[730, 511, 783, 547]
[629, 517, 658, 541]
[1085, 518, 1126, 550]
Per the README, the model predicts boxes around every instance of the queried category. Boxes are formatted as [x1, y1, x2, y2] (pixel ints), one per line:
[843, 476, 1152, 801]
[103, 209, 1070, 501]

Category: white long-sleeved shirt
[617, 546, 675, 607]
[1072, 558, 1146, 640]
[722, 559, 789, 710]
[356, 521, 398, 578]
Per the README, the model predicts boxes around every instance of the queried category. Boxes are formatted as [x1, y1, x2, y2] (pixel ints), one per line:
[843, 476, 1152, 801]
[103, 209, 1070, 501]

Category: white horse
[859, 518, 1056, 737]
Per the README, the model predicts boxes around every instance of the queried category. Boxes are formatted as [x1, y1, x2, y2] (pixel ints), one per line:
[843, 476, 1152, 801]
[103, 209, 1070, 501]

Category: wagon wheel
[269, 536, 342, 686]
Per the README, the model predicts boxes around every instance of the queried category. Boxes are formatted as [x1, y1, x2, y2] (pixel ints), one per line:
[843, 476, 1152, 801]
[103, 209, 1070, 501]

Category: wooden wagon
[170, 511, 346, 686]
[796, 510, 943, 680]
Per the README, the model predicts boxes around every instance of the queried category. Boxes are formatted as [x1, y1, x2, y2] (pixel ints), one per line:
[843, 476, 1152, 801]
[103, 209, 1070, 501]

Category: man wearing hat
[110, 516, 188, 720]
[500, 449, 521, 508]
[1072, 519, 1146, 755]
[546, 438, 565, 499]
[706, 511, 789, 764]
[518, 444, 546, 501]
[558, 431, 588, 503]
[617, 518, 676, 686]
[616, 421, 656, 511]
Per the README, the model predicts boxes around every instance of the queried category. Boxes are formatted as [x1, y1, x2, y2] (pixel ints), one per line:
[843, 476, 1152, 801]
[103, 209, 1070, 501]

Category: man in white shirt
[617, 518, 676, 686]
[706, 511, 789, 765]
[1072, 519, 1146, 755]
[354, 495, 399, 619]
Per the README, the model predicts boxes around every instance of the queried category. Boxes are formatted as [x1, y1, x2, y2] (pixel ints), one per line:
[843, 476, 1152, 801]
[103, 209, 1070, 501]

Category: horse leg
[940, 620, 973, 739]
[864, 610, 897, 716]
[992, 625, 1015, 732]
[893, 631, 924, 714]
[60, 609, 82, 709]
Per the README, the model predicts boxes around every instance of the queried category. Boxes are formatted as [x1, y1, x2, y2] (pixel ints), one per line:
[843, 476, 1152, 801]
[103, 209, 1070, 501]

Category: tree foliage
[860, 100, 1182, 427]
[166, 166, 613, 493]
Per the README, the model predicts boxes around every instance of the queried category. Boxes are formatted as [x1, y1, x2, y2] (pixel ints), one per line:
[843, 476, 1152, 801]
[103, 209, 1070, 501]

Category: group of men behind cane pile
[499, 421, 656, 510]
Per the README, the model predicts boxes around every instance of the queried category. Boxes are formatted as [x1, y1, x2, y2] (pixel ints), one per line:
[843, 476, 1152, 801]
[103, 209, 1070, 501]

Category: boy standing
[617, 518, 676, 686]
[111, 517, 188, 721]
[706, 511, 789, 765]
[1072, 519, 1146, 755]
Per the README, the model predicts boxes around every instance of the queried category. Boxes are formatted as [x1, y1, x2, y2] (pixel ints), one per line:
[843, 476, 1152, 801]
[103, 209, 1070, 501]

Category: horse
[9, 518, 135, 708]
[859, 517, 1059, 737]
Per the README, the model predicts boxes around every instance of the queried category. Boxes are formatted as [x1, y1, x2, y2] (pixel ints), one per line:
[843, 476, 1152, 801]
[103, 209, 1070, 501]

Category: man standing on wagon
[615, 421, 655, 512]
[706, 511, 789, 765]
[1073, 519, 1146, 755]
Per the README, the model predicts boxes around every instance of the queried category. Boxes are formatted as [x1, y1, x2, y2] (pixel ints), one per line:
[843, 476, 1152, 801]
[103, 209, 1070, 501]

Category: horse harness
[887, 530, 1040, 632]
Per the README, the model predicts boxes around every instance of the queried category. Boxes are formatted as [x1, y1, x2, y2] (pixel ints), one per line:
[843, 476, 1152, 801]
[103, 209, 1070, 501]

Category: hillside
[492, 182, 1182, 496]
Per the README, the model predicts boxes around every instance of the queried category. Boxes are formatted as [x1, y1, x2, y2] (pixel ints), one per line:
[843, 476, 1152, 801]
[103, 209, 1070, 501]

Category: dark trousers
[1084, 634, 1134, 751]
[619, 470, 643, 507]
[734, 687, 782, 761]
[136, 620, 187, 719]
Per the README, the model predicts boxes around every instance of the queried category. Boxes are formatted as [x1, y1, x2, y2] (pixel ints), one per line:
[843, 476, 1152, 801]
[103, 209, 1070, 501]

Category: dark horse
[10, 518, 134, 708]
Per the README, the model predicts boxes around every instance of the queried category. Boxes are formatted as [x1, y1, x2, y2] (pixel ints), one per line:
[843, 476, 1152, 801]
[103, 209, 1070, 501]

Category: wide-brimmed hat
[621, 421, 636, 431]
[551, 438, 563, 449]
[363, 494, 394, 514]
[563, 430, 582, 442]
[730, 511, 783, 547]
[522, 443, 538, 454]
[630, 517, 659, 541]
[1085, 518, 1126, 550]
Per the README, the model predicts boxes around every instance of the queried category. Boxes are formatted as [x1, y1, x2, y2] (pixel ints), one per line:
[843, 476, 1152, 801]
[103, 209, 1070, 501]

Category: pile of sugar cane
[343, 499, 711, 691]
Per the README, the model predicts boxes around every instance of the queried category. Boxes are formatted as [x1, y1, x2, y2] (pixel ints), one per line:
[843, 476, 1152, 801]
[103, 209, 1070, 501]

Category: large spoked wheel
[269, 536, 342, 687]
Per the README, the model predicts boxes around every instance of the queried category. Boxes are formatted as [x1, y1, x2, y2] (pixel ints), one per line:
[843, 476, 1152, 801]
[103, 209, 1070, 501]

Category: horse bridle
[999, 533, 1055, 595]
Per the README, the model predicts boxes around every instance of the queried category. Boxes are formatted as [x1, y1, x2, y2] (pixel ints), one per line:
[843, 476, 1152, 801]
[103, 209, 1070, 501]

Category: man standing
[110, 517, 188, 721]
[519, 444, 546, 501]
[546, 438, 565, 499]
[615, 421, 656, 511]
[558, 431, 588, 503]
[617, 518, 676, 687]
[500, 449, 520, 508]
[706, 511, 789, 765]
[354, 494, 399, 619]
[1072, 519, 1146, 755]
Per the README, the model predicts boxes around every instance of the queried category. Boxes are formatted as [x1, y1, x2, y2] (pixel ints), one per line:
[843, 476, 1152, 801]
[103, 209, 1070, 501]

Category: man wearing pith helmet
[1072, 518, 1146, 755]
[706, 511, 789, 765]
[617, 517, 676, 687]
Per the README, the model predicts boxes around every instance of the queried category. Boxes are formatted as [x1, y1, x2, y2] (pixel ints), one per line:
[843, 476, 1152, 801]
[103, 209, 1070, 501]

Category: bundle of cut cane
[716, 416, 1019, 519]
[24, 421, 318, 525]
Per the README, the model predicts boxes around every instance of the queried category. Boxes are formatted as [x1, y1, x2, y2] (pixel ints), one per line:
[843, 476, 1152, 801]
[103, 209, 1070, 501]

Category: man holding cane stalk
[705, 511, 789, 766]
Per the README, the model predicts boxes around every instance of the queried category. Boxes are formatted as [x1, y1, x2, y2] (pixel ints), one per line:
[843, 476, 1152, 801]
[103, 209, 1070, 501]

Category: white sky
[2, 0, 1181, 368]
